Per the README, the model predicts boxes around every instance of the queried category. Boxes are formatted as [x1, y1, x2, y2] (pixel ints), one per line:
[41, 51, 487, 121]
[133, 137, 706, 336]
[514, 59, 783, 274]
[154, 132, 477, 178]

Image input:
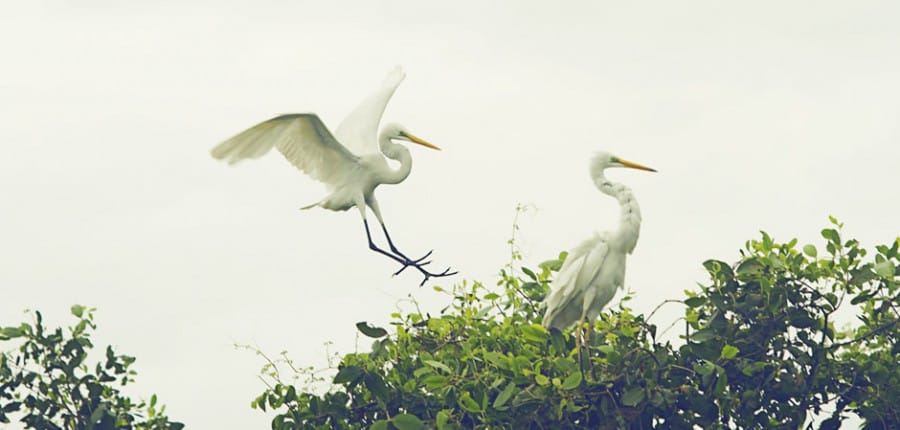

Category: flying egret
[210, 67, 456, 285]
[542, 152, 656, 361]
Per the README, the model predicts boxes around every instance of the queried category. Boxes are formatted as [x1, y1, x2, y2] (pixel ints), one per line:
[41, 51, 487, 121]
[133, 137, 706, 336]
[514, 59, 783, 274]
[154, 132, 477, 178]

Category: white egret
[542, 152, 656, 354]
[210, 67, 456, 285]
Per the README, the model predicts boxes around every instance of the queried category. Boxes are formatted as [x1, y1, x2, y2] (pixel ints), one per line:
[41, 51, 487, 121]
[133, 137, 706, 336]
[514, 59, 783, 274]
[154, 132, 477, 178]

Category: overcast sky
[2, 1, 898, 428]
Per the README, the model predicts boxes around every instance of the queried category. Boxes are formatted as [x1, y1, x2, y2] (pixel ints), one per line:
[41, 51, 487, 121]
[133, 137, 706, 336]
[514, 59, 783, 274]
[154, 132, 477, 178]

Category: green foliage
[0, 306, 183, 430]
[253, 218, 898, 429]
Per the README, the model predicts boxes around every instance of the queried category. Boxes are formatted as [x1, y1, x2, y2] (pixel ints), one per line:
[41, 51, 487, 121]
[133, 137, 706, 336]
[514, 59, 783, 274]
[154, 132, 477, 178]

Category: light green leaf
[436, 410, 450, 429]
[0, 326, 23, 340]
[535, 373, 550, 386]
[874, 260, 895, 278]
[803, 244, 817, 258]
[561, 371, 582, 390]
[493, 382, 517, 409]
[720, 344, 739, 360]
[520, 324, 549, 343]
[371, 420, 389, 430]
[424, 360, 452, 374]
[459, 392, 481, 413]
[71, 304, 85, 318]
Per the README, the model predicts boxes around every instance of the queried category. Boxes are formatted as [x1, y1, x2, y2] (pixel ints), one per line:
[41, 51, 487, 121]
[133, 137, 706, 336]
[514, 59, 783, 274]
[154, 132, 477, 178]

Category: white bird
[542, 152, 656, 350]
[210, 67, 456, 285]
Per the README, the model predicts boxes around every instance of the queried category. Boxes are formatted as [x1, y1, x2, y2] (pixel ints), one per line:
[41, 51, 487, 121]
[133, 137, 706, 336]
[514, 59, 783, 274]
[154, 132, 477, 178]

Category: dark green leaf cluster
[254, 219, 897, 429]
[0, 305, 183, 430]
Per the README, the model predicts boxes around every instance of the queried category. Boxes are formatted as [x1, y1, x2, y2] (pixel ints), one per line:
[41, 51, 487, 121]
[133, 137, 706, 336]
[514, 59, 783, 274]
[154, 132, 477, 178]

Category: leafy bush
[0, 305, 183, 430]
[251, 218, 898, 429]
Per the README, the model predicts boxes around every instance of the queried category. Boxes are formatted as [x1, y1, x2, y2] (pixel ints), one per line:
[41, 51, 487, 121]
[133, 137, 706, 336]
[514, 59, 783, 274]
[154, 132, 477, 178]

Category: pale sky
[2, 1, 898, 428]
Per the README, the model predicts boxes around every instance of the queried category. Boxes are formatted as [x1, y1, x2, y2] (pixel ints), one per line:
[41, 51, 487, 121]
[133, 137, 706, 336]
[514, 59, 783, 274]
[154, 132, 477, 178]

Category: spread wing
[333, 66, 406, 156]
[211, 113, 360, 186]
[543, 234, 610, 329]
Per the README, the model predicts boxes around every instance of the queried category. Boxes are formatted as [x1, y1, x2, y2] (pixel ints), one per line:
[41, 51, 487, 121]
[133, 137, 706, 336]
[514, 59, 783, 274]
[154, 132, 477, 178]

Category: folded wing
[543, 235, 610, 329]
[211, 113, 360, 186]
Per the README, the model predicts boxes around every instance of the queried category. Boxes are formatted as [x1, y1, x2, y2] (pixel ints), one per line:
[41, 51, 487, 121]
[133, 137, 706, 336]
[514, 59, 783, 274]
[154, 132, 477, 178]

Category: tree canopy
[2, 218, 897, 429]
[0, 306, 182, 430]
[250, 218, 898, 429]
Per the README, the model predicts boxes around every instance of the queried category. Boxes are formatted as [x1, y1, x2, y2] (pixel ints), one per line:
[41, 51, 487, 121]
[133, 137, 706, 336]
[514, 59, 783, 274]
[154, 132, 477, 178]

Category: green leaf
[703, 259, 734, 278]
[802, 244, 817, 258]
[436, 410, 450, 429]
[521, 267, 537, 280]
[560, 371, 582, 390]
[821, 228, 840, 244]
[790, 314, 816, 329]
[493, 382, 517, 408]
[736, 258, 764, 276]
[371, 420, 389, 430]
[363, 373, 389, 401]
[71, 304, 85, 318]
[392, 414, 425, 430]
[695, 360, 716, 376]
[535, 373, 550, 386]
[684, 297, 706, 308]
[458, 392, 482, 413]
[874, 260, 895, 278]
[714, 366, 728, 394]
[0, 326, 23, 340]
[539, 256, 564, 272]
[424, 360, 452, 374]
[333, 366, 363, 384]
[691, 328, 717, 342]
[720, 344, 739, 360]
[520, 324, 549, 343]
[621, 387, 645, 406]
[356, 322, 388, 338]
[423, 375, 448, 390]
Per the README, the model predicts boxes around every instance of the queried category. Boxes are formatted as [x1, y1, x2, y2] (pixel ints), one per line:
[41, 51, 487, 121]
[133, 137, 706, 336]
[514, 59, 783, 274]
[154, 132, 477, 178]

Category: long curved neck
[378, 133, 413, 185]
[593, 169, 642, 253]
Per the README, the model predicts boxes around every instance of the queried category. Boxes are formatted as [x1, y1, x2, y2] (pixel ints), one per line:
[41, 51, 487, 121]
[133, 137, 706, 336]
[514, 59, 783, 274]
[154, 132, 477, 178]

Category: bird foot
[390, 255, 457, 286]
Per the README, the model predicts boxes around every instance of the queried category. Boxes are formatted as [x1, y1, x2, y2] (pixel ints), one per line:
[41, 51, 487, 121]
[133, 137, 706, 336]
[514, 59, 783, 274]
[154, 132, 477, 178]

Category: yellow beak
[618, 158, 657, 172]
[402, 131, 441, 151]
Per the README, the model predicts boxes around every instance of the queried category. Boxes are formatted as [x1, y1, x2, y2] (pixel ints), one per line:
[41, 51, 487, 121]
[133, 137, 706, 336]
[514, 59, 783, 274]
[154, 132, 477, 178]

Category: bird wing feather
[333, 66, 406, 156]
[211, 114, 360, 186]
[544, 234, 610, 329]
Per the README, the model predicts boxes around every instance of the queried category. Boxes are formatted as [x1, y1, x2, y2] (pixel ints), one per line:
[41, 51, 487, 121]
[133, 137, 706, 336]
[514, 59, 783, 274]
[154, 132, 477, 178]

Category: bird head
[381, 123, 441, 150]
[591, 151, 656, 173]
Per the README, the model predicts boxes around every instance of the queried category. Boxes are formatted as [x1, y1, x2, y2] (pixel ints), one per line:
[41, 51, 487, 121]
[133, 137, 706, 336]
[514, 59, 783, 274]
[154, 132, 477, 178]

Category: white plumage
[543, 152, 656, 331]
[210, 67, 455, 285]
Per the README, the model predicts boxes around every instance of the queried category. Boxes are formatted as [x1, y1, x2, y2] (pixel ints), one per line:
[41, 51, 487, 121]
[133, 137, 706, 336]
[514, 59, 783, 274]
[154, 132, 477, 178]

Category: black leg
[380, 223, 433, 265]
[364, 220, 408, 265]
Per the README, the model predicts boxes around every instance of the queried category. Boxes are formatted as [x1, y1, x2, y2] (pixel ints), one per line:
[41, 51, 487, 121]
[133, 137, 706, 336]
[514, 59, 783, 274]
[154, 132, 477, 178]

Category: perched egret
[210, 67, 456, 285]
[542, 152, 656, 357]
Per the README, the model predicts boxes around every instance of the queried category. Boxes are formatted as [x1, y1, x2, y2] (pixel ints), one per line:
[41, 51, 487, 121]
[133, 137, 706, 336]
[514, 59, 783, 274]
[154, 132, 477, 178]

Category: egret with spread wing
[542, 152, 656, 363]
[210, 67, 456, 285]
